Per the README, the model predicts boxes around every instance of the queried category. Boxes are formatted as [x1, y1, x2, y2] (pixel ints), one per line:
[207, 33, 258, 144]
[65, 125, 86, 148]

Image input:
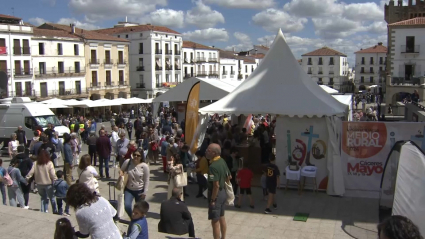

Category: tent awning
[320, 85, 339, 94]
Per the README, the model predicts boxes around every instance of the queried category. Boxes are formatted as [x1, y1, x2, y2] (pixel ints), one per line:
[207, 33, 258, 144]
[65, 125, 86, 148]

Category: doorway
[405, 65, 413, 80]
[40, 82, 48, 97]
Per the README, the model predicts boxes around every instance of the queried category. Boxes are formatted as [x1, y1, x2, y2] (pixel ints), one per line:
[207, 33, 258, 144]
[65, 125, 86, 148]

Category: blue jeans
[99, 156, 110, 177]
[0, 183, 6, 205]
[56, 197, 69, 215]
[124, 188, 144, 218]
[7, 186, 24, 207]
[37, 184, 57, 213]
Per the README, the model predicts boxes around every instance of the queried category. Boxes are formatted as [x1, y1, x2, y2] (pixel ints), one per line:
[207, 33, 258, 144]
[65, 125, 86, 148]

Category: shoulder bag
[115, 160, 131, 191]
[174, 165, 187, 187]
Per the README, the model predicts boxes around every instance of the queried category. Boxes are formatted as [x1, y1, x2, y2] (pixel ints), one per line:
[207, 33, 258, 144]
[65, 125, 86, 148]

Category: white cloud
[225, 32, 253, 51]
[204, 0, 276, 9]
[57, 18, 100, 30]
[312, 17, 363, 39]
[257, 35, 275, 47]
[343, 2, 384, 21]
[186, 1, 225, 28]
[252, 9, 307, 32]
[68, 0, 167, 22]
[42, 0, 56, 6]
[182, 28, 229, 42]
[28, 17, 47, 26]
[283, 0, 343, 18]
[365, 21, 387, 34]
[140, 9, 185, 28]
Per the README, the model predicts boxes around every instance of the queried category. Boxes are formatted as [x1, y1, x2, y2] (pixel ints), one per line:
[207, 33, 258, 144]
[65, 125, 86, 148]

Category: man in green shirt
[206, 143, 231, 239]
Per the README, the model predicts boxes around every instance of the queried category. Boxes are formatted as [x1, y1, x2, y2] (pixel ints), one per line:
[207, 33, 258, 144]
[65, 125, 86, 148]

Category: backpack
[3, 169, 14, 186]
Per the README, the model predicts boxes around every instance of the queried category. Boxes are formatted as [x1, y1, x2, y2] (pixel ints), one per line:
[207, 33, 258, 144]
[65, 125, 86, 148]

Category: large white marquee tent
[198, 29, 348, 195]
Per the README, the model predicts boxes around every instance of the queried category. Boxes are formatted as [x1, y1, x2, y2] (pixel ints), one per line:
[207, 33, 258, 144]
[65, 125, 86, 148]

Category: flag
[185, 81, 200, 153]
[243, 114, 253, 134]
[0, 47, 6, 55]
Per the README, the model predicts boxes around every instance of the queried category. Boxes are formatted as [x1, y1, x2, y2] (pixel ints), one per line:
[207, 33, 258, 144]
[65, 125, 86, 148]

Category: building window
[308, 58, 312, 65]
[406, 36, 415, 52]
[360, 76, 364, 83]
[119, 70, 124, 84]
[139, 43, 143, 54]
[156, 74, 160, 86]
[361, 67, 364, 73]
[139, 58, 143, 66]
[370, 57, 374, 64]
[39, 43, 44, 55]
[139, 74, 144, 83]
[361, 57, 365, 64]
[370, 67, 373, 73]
[117, 35, 120, 38]
[318, 57, 323, 65]
[308, 67, 312, 74]
[245, 65, 247, 73]
[329, 78, 334, 85]
[370, 76, 374, 83]
[58, 62, 64, 73]
[118, 51, 124, 64]
[329, 57, 334, 65]
[125, 34, 128, 38]
[57, 43, 63, 55]
[140, 33, 143, 37]
[318, 78, 322, 83]
[105, 50, 111, 64]
[166, 74, 169, 83]
[91, 71, 97, 86]
[106, 71, 111, 85]
[74, 62, 80, 73]
[379, 57, 383, 64]
[74, 44, 79, 55]
[318, 67, 323, 74]
[39, 62, 46, 74]
[175, 74, 179, 83]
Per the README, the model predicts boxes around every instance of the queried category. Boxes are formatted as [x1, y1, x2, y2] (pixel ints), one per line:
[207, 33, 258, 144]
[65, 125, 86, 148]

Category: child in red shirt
[236, 164, 254, 208]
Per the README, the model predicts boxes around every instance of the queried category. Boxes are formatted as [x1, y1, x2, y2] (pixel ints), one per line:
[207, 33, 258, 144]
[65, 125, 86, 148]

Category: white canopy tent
[198, 29, 347, 195]
[332, 94, 353, 121]
[39, 102, 70, 109]
[320, 85, 339, 94]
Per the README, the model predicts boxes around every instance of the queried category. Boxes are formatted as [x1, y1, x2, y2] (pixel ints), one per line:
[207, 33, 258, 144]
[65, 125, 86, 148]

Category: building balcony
[318, 71, 323, 75]
[33, 89, 88, 99]
[136, 66, 145, 71]
[209, 58, 218, 63]
[175, 66, 181, 70]
[209, 71, 219, 77]
[317, 81, 323, 85]
[175, 50, 181, 55]
[238, 74, 243, 80]
[223, 71, 228, 75]
[155, 66, 163, 71]
[307, 61, 312, 65]
[165, 50, 172, 55]
[184, 74, 193, 79]
[14, 69, 32, 78]
[307, 71, 312, 74]
[183, 59, 190, 64]
[155, 49, 162, 54]
[197, 71, 208, 77]
[359, 70, 374, 74]
[196, 57, 206, 63]
[34, 67, 86, 78]
[104, 59, 114, 68]
[136, 83, 145, 88]
[390, 76, 421, 86]
[90, 82, 101, 88]
[318, 61, 323, 65]
[89, 59, 100, 68]
[401, 45, 420, 54]
[230, 71, 235, 76]
[104, 81, 114, 88]
[328, 82, 334, 86]
[165, 66, 173, 71]
[117, 60, 127, 67]
[0, 46, 7, 55]
[13, 47, 30, 55]
[329, 71, 334, 75]
[8, 90, 34, 98]
[118, 81, 127, 87]
[329, 62, 334, 65]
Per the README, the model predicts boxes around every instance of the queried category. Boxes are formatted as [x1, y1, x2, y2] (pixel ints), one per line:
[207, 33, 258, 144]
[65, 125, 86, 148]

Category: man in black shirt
[265, 154, 280, 214]
[15, 126, 27, 146]
[39, 136, 57, 166]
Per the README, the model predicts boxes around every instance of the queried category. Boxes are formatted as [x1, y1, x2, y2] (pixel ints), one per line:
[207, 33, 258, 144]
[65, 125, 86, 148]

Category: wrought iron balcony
[401, 45, 420, 54]
[175, 50, 181, 55]
[197, 71, 207, 77]
[104, 59, 114, 67]
[155, 66, 163, 71]
[165, 50, 172, 55]
[34, 67, 86, 78]
[196, 57, 206, 63]
[89, 59, 99, 65]
[136, 66, 145, 71]
[117, 60, 127, 67]
[165, 66, 173, 70]
[136, 83, 145, 88]
[118, 81, 127, 86]
[209, 58, 218, 63]
[223, 71, 228, 75]
[14, 69, 32, 77]
[390, 77, 421, 86]
[155, 49, 162, 54]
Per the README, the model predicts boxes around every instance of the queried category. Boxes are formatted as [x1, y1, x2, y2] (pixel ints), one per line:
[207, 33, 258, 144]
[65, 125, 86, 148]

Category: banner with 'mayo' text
[341, 122, 425, 197]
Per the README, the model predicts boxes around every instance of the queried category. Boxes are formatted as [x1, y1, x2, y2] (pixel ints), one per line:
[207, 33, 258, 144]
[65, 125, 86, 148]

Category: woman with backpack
[77, 154, 99, 194]
[6, 158, 28, 208]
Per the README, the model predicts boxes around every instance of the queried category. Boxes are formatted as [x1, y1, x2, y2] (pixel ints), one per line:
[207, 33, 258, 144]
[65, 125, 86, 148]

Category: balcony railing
[401, 45, 420, 53]
[360, 70, 374, 74]
[32, 89, 87, 99]
[175, 50, 181, 55]
[196, 57, 206, 62]
[105, 81, 113, 87]
[318, 71, 323, 74]
[118, 81, 127, 86]
[223, 71, 228, 75]
[14, 69, 32, 77]
[307, 71, 312, 74]
[209, 58, 218, 62]
[12, 47, 30, 55]
[136, 66, 145, 71]
[184, 74, 193, 79]
[165, 66, 173, 70]
[104, 59, 114, 66]
[175, 66, 181, 70]
[90, 82, 101, 88]
[329, 71, 334, 75]
[328, 82, 334, 86]
[8, 90, 34, 97]
[155, 66, 163, 71]
[307, 61, 312, 65]
[318, 61, 323, 65]
[34, 67, 86, 78]
[136, 83, 145, 88]
[165, 50, 172, 55]
[197, 71, 207, 77]
[89, 59, 99, 65]
[155, 49, 162, 54]
[317, 81, 323, 85]
[117, 60, 127, 67]
[329, 61, 334, 65]
[391, 77, 421, 86]
[209, 71, 219, 77]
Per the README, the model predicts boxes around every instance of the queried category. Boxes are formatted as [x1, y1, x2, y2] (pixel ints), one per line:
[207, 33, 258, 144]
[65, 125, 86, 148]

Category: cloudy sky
[4, 0, 391, 65]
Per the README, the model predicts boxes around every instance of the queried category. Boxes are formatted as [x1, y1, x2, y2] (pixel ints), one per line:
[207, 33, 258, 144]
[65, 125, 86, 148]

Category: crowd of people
[0, 107, 424, 239]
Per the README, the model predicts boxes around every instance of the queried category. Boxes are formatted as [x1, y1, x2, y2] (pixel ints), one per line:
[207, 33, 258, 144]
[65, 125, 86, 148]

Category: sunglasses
[133, 154, 142, 157]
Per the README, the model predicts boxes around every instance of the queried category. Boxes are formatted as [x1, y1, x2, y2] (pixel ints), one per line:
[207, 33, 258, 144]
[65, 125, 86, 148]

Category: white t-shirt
[76, 197, 122, 239]
[77, 166, 99, 193]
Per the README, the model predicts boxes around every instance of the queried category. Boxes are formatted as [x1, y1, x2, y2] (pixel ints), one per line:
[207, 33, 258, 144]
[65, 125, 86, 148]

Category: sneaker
[273, 204, 277, 209]
[264, 208, 272, 214]
[22, 206, 29, 209]
[62, 213, 71, 217]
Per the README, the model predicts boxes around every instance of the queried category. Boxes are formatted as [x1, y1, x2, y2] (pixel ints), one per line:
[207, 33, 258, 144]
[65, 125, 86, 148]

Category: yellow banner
[185, 81, 200, 154]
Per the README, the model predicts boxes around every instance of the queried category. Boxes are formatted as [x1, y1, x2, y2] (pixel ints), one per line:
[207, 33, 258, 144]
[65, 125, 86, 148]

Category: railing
[209, 58, 218, 62]
[307, 71, 312, 74]
[328, 82, 334, 86]
[136, 83, 145, 88]
[380, 61, 386, 65]
[155, 66, 163, 71]
[89, 59, 99, 64]
[175, 66, 181, 70]
[155, 49, 162, 54]
[139, 50, 143, 54]
[318, 61, 323, 65]
[34, 67, 85, 77]
[8, 90, 34, 97]
[12, 47, 30, 55]
[33, 89, 87, 98]
[175, 50, 181, 55]
[401, 45, 420, 53]
[136, 66, 145, 71]
[329, 61, 334, 65]
[14, 69, 32, 77]
[391, 77, 421, 86]
[90, 82, 101, 88]
[360, 70, 374, 74]
[318, 71, 323, 74]
[184, 59, 190, 63]
[118, 81, 127, 86]
[165, 50, 172, 55]
[191, 58, 196, 63]
[307, 61, 312, 65]
[230, 71, 235, 75]
[105, 81, 113, 87]
[223, 71, 228, 75]
[329, 71, 334, 74]
[184, 74, 192, 79]
[196, 57, 206, 62]
[165, 66, 173, 70]
[117, 60, 127, 66]
[104, 59, 114, 66]
[197, 71, 207, 76]
[209, 71, 219, 77]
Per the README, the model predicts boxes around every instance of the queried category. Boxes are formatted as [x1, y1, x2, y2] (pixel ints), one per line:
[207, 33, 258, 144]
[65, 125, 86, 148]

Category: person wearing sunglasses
[120, 148, 150, 218]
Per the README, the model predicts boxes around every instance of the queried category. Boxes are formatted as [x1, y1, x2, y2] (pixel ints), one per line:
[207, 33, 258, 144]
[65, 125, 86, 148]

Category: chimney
[70, 23, 75, 34]
[378, 42, 383, 46]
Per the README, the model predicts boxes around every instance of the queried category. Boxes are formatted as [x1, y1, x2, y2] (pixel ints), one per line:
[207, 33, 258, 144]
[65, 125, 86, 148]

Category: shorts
[267, 184, 277, 194]
[239, 188, 252, 195]
[262, 188, 268, 196]
[208, 190, 226, 220]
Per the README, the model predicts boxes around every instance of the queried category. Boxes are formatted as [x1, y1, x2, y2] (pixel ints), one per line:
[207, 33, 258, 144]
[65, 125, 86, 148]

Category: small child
[261, 170, 268, 201]
[54, 170, 70, 216]
[123, 200, 149, 239]
[235, 162, 254, 209]
[54, 218, 77, 239]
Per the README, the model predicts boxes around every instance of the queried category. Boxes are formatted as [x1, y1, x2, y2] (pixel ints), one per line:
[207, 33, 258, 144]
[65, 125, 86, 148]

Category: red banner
[0, 47, 6, 55]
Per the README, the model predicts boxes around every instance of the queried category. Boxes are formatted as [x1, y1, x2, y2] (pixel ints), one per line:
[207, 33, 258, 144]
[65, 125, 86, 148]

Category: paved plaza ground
[0, 122, 380, 239]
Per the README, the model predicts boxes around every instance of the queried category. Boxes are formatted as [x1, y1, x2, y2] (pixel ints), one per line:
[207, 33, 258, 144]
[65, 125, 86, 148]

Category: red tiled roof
[251, 53, 265, 59]
[244, 58, 256, 64]
[389, 17, 425, 26]
[95, 24, 180, 35]
[355, 44, 387, 53]
[0, 14, 21, 20]
[219, 50, 238, 59]
[302, 47, 347, 57]
[33, 28, 80, 39]
[254, 45, 269, 50]
[183, 41, 215, 50]
[38, 23, 128, 42]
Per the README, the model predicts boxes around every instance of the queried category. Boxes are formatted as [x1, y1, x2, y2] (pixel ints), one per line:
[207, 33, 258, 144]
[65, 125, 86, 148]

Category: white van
[0, 97, 70, 147]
